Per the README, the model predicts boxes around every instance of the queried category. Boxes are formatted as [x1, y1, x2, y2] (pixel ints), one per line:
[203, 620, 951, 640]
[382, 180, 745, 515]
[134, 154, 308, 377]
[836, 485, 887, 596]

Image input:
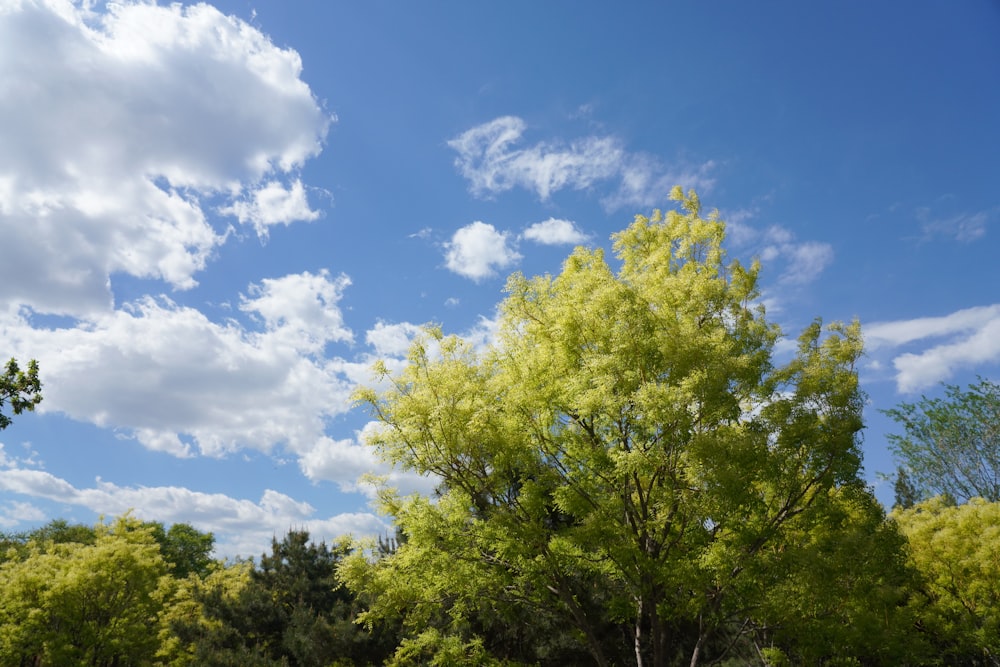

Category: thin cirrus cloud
[865, 304, 1000, 393]
[759, 226, 834, 286]
[0, 1, 331, 317]
[448, 116, 715, 210]
[916, 206, 993, 243]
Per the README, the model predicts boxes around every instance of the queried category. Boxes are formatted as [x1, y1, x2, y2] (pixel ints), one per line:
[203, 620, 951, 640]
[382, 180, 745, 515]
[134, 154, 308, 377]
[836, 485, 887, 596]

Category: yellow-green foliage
[155, 560, 252, 666]
[894, 497, 1000, 660]
[349, 189, 892, 665]
[0, 515, 169, 666]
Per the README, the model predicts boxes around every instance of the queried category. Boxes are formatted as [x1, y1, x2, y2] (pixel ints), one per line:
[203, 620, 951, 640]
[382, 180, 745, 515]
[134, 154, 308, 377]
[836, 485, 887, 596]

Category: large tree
[0, 357, 41, 430]
[884, 377, 1000, 504]
[346, 189, 903, 666]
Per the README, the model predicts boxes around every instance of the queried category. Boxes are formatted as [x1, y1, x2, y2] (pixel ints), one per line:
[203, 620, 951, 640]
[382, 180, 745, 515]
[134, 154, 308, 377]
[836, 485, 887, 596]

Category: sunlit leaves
[351, 190, 885, 664]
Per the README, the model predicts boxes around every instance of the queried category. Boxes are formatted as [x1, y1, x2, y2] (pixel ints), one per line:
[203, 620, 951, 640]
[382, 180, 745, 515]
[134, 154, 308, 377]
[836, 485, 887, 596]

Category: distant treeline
[0, 499, 997, 666]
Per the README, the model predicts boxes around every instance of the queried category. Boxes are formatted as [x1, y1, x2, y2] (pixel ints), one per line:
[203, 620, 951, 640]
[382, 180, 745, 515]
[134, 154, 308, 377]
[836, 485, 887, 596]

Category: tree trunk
[634, 597, 644, 667]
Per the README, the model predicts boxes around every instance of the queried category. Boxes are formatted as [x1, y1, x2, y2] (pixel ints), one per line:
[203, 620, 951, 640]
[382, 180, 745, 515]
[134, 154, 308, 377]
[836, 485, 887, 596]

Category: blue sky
[1, 0, 998, 557]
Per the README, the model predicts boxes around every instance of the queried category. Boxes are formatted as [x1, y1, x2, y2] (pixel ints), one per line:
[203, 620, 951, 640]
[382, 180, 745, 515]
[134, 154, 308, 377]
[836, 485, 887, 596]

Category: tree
[0, 357, 41, 430]
[148, 521, 216, 579]
[893, 497, 1000, 664]
[0, 515, 169, 666]
[168, 530, 396, 666]
[347, 188, 896, 666]
[884, 377, 1000, 504]
[892, 465, 922, 510]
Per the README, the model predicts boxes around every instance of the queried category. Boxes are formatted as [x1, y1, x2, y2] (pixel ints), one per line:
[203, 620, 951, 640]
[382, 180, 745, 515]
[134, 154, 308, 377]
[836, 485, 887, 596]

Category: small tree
[884, 377, 1000, 504]
[0, 357, 42, 430]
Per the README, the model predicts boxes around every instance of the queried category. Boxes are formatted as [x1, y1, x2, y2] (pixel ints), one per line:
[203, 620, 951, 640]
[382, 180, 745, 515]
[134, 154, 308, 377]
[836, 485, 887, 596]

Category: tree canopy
[0, 515, 169, 666]
[0, 357, 41, 430]
[346, 188, 908, 666]
[884, 377, 1000, 504]
[894, 497, 1000, 664]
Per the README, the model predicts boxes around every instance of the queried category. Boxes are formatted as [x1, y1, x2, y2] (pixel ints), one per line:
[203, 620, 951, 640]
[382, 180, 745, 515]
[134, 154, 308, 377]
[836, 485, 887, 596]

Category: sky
[1, 0, 998, 558]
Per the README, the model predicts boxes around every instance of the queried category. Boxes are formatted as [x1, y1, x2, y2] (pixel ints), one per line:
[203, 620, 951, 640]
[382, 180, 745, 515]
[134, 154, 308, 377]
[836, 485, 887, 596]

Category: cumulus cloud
[0, 271, 356, 458]
[448, 116, 714, 210]
[221, 180, 322, 236]
[444, 221, 522, 281]
[365, 320, 424, 357]
[0, 466, 387, 558]
[865, 304, 1000, 392]
[0, 501, 46, 529]
[523, 218, 590, 245]
[0, 1, 331, 317]
[241, 270, 353, 353]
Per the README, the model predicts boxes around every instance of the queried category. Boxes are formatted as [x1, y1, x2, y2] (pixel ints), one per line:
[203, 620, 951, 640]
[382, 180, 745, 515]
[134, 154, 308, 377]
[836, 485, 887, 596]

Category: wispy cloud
[865, 304, 1000, 392]
[448, 116, 714, 210]
[916, 206, 993, 243]
[759, 227, 834, 286]
[720, 210, 834, 288]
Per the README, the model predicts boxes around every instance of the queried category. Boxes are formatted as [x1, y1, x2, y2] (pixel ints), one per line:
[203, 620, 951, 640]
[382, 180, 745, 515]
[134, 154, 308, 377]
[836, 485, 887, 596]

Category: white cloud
[0, 271, 356, 458]
[0, 501, 46, 529]
[0, 466, 387, 558]
[299, 437, 380, 490]
[448, 116, 714, 209]
[865, 304, 1000, 351]
[523, 218, 590, 245]
[299, 426, 437, 501]
[776, 240, 835, 285]
[735, 224, 835, 287]
[0, 1, 331, 317]
[865, 305, 1000, 392]
[444, 221, 522, 281]
[221, 180, 322, 236]
[602, 156, 716, 211]
[365, 320, 424, 357]
[463, 314, 502, 352]
[718, 206, 761, 246]
[241, 270, 353, 353]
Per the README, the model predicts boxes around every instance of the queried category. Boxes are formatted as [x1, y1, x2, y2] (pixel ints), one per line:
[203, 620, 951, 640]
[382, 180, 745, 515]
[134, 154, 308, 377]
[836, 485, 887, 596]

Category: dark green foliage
[173, 530, 397, 666]
[893, 466, 922, 510]
[884, 377, 1000, 503]
[0, 516, 168, 667]
[0, 357, 41, 430]
[148, 521, 216, 579]
[0, 519, 97, 563]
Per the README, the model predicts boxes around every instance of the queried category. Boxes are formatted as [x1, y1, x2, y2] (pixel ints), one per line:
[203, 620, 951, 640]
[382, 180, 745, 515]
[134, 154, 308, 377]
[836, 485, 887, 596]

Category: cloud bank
[0, 0, 331, 317]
